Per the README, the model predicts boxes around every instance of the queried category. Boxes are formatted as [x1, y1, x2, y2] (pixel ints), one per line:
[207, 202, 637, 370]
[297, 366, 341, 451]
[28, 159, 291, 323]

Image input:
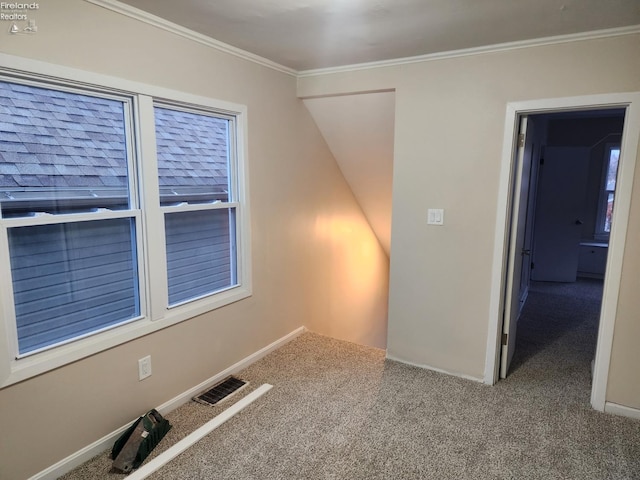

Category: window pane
[0, 80, 130, 217]
[606, 148, 620, 191]
[165, 209, 236, 305]
[604, 193, 614, 233]
[8, 218, 140, 354]
[154, 106, 230, 205]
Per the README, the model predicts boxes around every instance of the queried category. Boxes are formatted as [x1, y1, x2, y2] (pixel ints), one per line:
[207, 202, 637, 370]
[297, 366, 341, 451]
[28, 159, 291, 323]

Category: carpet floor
[61, 279, 640, 479]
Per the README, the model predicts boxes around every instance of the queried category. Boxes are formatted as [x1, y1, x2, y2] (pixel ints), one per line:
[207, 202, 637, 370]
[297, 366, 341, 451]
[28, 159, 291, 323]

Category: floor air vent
[194, 376, 248, 406]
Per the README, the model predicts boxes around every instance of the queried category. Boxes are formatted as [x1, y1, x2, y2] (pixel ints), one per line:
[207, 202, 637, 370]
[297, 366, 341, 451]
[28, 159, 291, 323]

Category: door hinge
[540, 157, 544, 165]
[518, 133, 525, 148]
[531, 262, 535, 270]
[502, 333, 508, 346]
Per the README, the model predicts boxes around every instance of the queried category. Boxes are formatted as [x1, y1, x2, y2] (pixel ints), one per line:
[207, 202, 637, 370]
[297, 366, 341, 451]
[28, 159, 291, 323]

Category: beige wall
[303, 92, 396, 256]
[299, 35, 640, 390]
[0, 1, 389, 478]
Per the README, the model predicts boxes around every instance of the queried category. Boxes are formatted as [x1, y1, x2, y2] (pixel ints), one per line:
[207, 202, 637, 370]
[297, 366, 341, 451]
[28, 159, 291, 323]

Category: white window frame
[0, 79, 146, 359]
[0, 53, 252, 387]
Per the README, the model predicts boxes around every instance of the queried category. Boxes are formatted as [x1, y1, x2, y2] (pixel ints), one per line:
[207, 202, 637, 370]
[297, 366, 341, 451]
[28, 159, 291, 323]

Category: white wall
[299, 34, 640, 392]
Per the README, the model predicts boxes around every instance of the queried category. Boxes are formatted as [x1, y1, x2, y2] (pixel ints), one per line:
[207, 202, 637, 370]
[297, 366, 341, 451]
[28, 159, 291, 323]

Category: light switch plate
[427, 208, 444, 225]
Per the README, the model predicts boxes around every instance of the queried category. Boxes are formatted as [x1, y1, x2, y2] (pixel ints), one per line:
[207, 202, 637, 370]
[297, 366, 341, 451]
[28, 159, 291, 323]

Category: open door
[500, 116, 535, 378]
[531, 147, 590, 282]
[489, 95, 640, 411]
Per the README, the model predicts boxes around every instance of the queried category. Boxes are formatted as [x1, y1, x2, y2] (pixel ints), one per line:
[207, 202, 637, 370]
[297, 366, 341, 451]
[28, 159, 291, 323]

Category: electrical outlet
[138, 355, 152, 380]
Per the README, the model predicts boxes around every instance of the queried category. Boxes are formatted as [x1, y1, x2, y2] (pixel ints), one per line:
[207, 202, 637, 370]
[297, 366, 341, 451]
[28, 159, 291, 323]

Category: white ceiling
[107, 0, 638, 256]
[114, 0, 639, 71]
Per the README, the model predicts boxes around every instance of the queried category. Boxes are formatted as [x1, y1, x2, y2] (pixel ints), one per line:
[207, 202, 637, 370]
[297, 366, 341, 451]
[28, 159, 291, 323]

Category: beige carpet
[61, 280, 640, 479]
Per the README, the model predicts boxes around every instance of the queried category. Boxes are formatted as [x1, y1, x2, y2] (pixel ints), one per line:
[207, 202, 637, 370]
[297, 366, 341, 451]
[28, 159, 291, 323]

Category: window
[0, 66, 250, 385]
[0, 80, 141, 356]
[598, 145, 620, 235]
[154, 106, 238, 306]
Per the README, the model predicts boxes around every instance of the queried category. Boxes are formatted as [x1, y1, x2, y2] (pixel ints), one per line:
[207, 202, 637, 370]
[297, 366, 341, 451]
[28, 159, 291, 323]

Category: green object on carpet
[111, 409, 172, 473]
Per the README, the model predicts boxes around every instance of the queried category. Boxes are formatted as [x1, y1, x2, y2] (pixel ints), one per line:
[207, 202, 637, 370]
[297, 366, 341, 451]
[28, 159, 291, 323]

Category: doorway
[503, 110, 625, 386]
[499, 110, 624, 381]
[485, 93, 640, 412]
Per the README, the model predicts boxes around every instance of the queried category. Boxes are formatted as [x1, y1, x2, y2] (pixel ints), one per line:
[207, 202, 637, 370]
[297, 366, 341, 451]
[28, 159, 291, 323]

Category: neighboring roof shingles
[0, 81, 128, 190]
[0, 80, 229, 198]
[154, 106, 229, 189]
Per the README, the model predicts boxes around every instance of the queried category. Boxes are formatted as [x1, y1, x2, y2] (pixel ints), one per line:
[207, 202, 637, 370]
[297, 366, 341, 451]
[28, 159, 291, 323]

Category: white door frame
[484, 92, 640, 412]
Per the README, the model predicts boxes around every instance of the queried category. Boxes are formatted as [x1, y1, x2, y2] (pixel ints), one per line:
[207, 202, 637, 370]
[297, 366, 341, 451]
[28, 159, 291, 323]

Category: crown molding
[86, 0, 297, 77]
[298, 25, 640, 77]
[83, 2, 639, 80]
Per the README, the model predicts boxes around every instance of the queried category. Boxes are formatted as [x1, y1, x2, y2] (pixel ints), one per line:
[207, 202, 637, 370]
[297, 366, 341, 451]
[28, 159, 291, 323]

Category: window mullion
[226, 116, 242, 288]
[233, 109, 250, 291]
[136, 95, 168, 321]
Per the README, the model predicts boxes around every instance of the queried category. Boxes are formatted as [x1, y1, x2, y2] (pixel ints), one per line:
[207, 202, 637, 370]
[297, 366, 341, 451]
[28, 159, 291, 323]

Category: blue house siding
[8, 218, 139, 354]
[165, 209, 234, 305]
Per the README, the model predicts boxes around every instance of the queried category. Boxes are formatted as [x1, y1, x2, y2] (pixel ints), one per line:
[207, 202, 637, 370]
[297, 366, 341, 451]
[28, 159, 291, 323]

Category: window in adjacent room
[597, 144, 620, 235]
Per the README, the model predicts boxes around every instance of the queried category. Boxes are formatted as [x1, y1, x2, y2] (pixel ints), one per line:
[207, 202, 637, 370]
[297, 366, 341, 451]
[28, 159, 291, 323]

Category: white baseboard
[29, 326, 306, 480]
[604, 401, 640, 420]
[385, 353, 484, 383]
[155, 326, 305, 415]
